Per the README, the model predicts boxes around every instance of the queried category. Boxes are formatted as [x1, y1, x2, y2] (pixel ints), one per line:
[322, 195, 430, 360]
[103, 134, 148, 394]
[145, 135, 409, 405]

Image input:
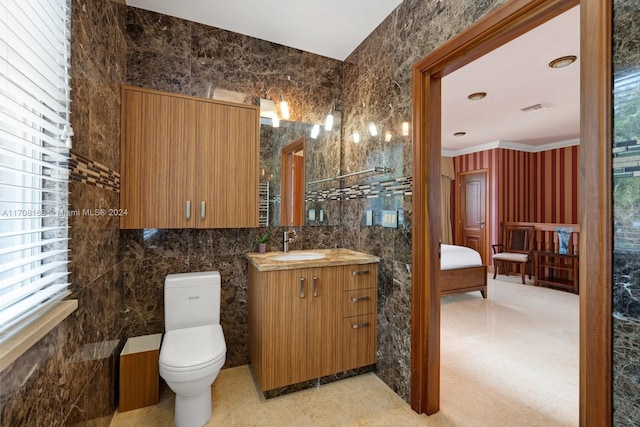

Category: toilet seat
[160, 324, 226, 372]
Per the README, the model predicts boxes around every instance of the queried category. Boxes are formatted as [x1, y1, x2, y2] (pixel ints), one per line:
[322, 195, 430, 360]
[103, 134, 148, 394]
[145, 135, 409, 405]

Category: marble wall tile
[612, 0, 640, 420]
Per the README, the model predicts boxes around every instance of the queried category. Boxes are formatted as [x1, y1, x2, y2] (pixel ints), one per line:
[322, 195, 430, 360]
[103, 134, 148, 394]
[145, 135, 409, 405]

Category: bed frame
[440, 265, 487, 298]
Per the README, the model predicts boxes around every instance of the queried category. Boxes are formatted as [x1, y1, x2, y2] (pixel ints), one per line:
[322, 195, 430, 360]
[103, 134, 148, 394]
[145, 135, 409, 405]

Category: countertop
[246, 248, 380, 271]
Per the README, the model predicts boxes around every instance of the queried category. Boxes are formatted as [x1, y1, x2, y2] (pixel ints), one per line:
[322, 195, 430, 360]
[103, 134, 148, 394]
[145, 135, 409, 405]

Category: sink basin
[270, 252, 326, 261]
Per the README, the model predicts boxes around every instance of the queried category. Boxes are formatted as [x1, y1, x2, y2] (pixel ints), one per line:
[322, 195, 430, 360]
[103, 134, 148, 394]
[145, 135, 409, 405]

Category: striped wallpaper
[452, 146, 580, 250]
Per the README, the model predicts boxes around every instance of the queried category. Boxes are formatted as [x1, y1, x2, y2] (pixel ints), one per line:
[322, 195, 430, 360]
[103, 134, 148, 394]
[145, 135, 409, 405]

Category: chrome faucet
[283, 230, 297, 253]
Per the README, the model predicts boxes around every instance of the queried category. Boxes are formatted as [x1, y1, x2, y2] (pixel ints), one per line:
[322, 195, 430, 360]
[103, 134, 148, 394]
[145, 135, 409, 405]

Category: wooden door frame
[280, 137, 305, 226]
[455, 169, 490, 264]
[411, 0, 612, 425]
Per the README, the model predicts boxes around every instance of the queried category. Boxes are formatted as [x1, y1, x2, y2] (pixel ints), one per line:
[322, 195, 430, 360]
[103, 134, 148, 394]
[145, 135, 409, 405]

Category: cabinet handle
[200, 201, 206, 220]
[299, 277, 305, 298]
[351, 322, 369, 329]
[186, 201, 191, 220]
[352, 270, 369, 276]
[351, 296, 370, 302]
[312, 276, 318, 297]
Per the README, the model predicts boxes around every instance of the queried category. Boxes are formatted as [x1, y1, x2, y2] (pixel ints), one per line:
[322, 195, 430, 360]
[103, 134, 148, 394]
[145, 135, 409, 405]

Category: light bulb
[325, 113, 334, 131]
[280, 99, 290, 119]
[402, 121, 409, 136]
[311, 124, 320, 139]
[353, 132, 361, 143]
[385, 131, 392, 142]
[368, 123, 378, 137]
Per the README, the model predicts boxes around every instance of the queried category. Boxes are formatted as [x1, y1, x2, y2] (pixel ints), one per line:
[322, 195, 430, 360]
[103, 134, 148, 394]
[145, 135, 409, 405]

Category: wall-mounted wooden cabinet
[120, 86, 259, 229]
[248, 262, 378, 392]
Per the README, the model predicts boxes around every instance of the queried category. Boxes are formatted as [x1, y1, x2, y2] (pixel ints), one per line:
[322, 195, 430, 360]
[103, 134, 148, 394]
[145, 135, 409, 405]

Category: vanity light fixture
[368, 123, 378, 137]
[310, 124, 320, 139]
[385, 131, 392, 142]
[353, 132, 361, 143]
[453, 131, 466, 137]
[548, 55, 577, 69]
[279, 94, 290, 119]
[325, 104, 334, 131]
[467, 92, 487, 100]
[401, 121, 410, 136]
[272, 114, 280, 128]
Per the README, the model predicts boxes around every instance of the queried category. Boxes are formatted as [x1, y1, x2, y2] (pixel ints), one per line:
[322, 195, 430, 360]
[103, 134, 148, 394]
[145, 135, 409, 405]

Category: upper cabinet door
[120, 89, 195, 229]
[197, 101, 259, 228]
[120, 86, 258, 229]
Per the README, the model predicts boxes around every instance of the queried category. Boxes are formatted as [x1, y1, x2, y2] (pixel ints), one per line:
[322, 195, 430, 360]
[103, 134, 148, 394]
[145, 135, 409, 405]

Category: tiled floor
[110, 276, 579, 426]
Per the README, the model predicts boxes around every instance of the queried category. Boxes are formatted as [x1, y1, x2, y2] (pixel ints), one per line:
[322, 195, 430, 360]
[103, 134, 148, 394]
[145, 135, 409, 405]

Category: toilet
[159, 272, 227, 427]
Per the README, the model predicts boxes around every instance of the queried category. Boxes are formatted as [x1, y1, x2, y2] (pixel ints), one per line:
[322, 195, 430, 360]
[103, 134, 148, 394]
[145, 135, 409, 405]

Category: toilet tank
[164, 271, 221, 331]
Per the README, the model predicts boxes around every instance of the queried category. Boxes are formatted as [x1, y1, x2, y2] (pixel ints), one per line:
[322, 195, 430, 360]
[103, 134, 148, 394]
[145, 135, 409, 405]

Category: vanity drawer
[343, 288, 376, 317]
[343, 313, 377, 370]
[343, 263, 378, 291]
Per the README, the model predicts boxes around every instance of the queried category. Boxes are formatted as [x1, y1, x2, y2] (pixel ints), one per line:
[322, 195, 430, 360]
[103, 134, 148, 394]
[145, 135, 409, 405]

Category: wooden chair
[492, 224, 535, 284]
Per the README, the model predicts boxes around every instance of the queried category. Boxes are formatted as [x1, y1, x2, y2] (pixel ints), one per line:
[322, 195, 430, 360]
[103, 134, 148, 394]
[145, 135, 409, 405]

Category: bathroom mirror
[259, 120, 341, 227]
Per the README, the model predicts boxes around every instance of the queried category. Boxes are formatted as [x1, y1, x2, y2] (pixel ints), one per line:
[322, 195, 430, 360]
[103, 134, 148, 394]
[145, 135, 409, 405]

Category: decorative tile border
[306, 176, 412, 202]
[613, 139, 640, 178]
[69, 152, 120, 192]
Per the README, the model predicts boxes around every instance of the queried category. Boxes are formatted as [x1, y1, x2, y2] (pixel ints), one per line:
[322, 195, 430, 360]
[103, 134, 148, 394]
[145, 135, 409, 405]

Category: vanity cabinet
[247, 257, 378, 392]
[120, 86, 259, 229]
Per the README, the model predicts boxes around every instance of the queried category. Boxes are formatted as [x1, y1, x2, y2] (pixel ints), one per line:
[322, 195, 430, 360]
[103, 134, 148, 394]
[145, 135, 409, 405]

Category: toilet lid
[160, 324, 226, 370]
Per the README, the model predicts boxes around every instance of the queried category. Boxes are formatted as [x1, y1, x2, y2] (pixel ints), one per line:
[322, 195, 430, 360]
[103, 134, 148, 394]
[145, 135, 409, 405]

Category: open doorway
[410, 0, 611, 424]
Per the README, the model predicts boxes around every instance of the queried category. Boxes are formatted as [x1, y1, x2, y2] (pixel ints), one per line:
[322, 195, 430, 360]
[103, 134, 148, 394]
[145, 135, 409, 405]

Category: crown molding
[441, 138, 581, 157]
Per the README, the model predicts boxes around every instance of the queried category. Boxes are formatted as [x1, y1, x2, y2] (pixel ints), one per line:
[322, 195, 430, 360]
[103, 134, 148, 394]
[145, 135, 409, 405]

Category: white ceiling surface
[441, 6, 580, 155]
[125, 0, 403, 61]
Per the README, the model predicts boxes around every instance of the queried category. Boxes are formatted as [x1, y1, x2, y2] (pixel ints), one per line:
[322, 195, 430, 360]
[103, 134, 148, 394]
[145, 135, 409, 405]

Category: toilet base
[174, 387, 212, 427]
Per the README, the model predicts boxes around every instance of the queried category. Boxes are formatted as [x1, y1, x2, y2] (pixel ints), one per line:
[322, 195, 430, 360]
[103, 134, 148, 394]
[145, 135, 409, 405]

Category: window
[0, 0, 72, 346]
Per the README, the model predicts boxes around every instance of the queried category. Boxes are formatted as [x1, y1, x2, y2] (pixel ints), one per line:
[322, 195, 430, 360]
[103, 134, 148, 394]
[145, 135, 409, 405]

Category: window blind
[0, 0, 72, 343]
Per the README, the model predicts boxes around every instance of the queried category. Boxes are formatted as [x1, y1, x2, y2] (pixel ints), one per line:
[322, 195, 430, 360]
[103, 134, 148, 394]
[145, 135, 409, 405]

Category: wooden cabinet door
[263, 269, 308, 390]
[343, 313, 377, 370]
[196, 101, 258, 228]
[307, 266, 343, 378]
[120, 89, 194, 228]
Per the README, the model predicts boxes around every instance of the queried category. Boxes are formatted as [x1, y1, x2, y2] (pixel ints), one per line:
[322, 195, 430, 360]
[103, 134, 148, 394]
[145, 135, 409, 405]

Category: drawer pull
[351, 322, 370, 329]
[352, 270, 369, 276]
[200, 201, 206, 220]
[299, 277, 305, 298]
[185, 200, 191, 220]
[313, 276, 318, 297]
[351, 296, 370, 302]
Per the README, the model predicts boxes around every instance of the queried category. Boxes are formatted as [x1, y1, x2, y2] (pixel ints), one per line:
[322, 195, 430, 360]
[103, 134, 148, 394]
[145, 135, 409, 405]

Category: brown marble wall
[612, 0, 640, 424]
[122, 7, 344, 368]
[340, 0, 508, 402]
[0, 1, 127, 426]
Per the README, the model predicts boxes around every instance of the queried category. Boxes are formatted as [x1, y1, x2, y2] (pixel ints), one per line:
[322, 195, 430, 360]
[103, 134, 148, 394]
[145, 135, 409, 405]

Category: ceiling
[125, 1, 580, 155]
[125, 0, 403, 61]
[441, 6, 580, 155]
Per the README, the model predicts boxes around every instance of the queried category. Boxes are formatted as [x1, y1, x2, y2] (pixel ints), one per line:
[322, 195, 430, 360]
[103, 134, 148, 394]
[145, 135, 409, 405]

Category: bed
[440, 244, 487, 298]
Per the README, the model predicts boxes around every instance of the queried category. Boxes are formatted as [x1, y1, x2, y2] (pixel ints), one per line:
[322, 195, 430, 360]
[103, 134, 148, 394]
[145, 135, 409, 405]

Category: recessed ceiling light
[467, 92, 487, 100]
[453, 132, 466, 137]
[549, 55, 577, 69]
